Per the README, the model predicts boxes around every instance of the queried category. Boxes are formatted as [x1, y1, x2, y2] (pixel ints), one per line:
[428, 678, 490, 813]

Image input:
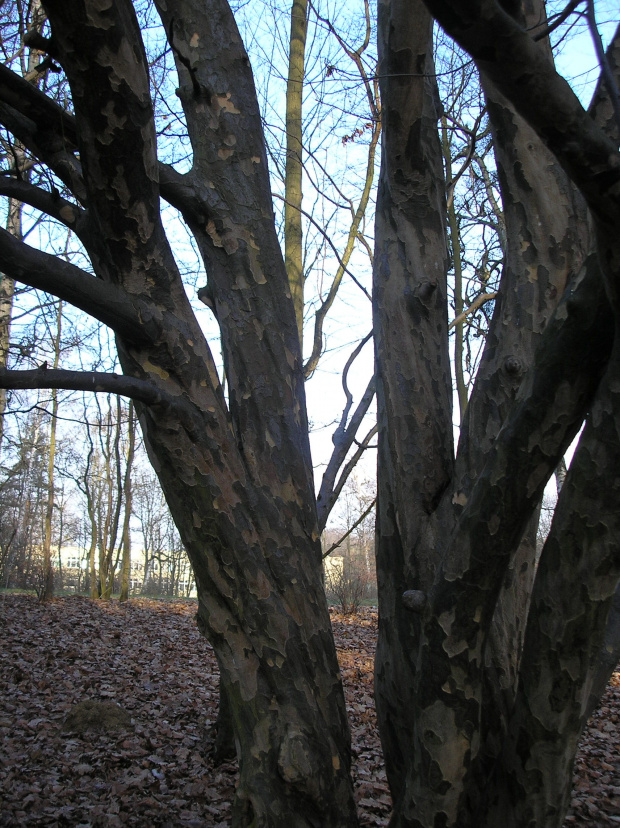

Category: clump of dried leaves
[0, 595, 617, 826]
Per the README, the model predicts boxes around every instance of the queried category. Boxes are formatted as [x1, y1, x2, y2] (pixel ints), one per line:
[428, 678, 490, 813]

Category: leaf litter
[0, 595, 617, 826]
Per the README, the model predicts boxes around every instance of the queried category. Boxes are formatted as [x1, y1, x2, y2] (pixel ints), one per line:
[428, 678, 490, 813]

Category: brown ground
[0, 595, 617, 826]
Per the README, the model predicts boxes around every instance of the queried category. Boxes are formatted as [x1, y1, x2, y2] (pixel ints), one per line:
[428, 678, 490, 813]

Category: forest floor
[0, 594, 618, 827]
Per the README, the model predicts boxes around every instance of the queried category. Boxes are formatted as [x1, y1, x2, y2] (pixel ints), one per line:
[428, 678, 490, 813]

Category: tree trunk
[466, 2, 590, 718]
[40, 300, 62, 603]
[373, 0, 616, 824]
[34, 1, 359, 821]
[284, 0, 308, 343]
[478, 339, 620, 827]
[373, 0, 453, 805]
[0, 4, 45, 452]
[119, 401, 135, 602]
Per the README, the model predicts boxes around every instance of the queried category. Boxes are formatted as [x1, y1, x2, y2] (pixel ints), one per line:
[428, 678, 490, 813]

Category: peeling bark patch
[214, 93, 240, 115]
[248, 568, 271, 600]
[278, 730, 314, 784]
[111, 166, 132, 210]
[126, 201, 155, 245]
[59, 205, 77, 225]
[96, 41, 150, 101]
[418, 702, 469, 819]
[84, 0, 114, 29]
[205, 220, 239, 255]
[141, 359, 170, 380]
[438, 608, 468, 657]
[98, 100, 128, 145]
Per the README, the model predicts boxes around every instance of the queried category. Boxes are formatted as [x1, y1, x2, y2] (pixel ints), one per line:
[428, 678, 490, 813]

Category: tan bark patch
[96, 41, 150, 100]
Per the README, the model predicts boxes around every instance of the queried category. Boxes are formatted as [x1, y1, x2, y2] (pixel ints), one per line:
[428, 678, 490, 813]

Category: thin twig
[449, 292, 497, 330]
[322, 498, 376, 559]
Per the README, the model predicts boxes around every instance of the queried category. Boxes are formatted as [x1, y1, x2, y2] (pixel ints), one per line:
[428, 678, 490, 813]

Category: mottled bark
[373, 0, 453, 805]
[373, 0, 618, 825]
[0, 0, 359, 822]
[464, 1, 590, 716]
[479, 339, 620, 827]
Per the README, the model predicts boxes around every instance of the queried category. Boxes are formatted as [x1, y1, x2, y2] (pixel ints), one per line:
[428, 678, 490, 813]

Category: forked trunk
[373, 0, 617, 825]
[38, 0, 359, 821]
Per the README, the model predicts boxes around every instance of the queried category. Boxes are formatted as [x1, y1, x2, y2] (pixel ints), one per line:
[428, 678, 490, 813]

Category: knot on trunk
[402, 590, 427, 613]
[278, 729, 315, 785]
[504, 355, 523, 376]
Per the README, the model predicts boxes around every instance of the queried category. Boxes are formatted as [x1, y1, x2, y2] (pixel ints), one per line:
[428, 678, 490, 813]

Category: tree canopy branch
[0, 176, 87, 236]
[0, 367, 165, 405]
[0, 367, 211, 437]
[449, 291, 497, 329]
[421, 0, 620, 232]
[588, 22, 620, 144]
[0, 228, 152, 343]
[317, 355, 376, 531]
[322, 497, 376, 559]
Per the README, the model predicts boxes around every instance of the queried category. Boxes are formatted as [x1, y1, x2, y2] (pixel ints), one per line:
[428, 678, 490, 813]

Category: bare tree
[372, 0, 620, 825]
[0, 1, 358, 821]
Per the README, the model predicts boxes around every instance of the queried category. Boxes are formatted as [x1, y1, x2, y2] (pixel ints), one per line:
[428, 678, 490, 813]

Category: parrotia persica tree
[372, 0, 620, 825]
[0, 0, 358, 823]
[0, 0, 619, 826]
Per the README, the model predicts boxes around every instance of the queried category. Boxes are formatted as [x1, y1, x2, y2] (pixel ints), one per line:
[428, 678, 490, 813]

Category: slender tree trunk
[285, 0, 308, 344]
[104, 396, 125, 597]
[83, 426, 100, 599]
[373, 1, 453, 805]
[0, 200, 19, 454]
[40, 301, 62, 603]
[441, 116, 468, 423]
[119, 401, 135, 602]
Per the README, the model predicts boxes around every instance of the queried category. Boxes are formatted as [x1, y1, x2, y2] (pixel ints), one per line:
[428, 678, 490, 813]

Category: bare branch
[317, 342, 376, 532]
[1, 366, 169, 405]
[0, 366, 211, 437]
[273, 194, 372, 304]
[0, 227, 152, 343]
[0, 176, 86, 235]
[588, 22, 620, 144]
[446, 109, 486, 210]
[319, 423, 378, 533]
[448, 291, 497, 329]
[421, 0, 620, 233]
[0, 63, 86, 201]
[322, 497, 376, 559]
[530, 0, 585, 42]
[586, 1, 620, 134]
